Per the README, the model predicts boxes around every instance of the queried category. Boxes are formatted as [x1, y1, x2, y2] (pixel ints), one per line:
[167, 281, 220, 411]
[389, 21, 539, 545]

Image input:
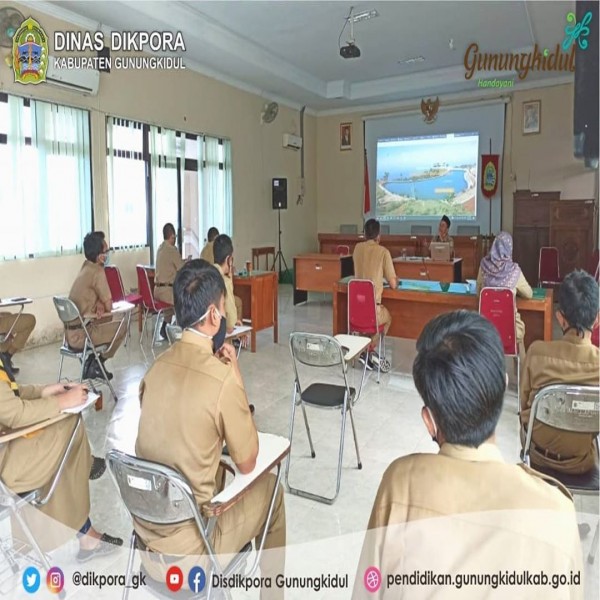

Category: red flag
[364, 150, 371, 213]
[481, 154, 499, 198]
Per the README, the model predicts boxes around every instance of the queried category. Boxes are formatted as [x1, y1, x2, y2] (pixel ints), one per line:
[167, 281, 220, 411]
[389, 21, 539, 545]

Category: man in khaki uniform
[0, 311, 36, 374]
[352, 219, 397, 370]
[200, 226, 219, 264]
[154, 223, 185, 307]
[0, 355, 122, 558]
[353, 311, 582, 600]
[520, 270, 599, 475]
[429, 214, 454, 256]
[68, 232, 127, 380]
[136, 260, 285, 596]
[213, 234, 243, 331]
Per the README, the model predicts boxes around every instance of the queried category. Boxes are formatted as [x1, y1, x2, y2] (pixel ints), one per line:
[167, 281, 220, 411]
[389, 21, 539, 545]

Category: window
[0, 93, 92, 260]
[106, 117, 232, 259]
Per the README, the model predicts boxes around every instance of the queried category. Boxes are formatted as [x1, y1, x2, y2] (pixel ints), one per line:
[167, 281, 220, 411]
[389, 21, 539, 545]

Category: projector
[340, 43, 361, 59]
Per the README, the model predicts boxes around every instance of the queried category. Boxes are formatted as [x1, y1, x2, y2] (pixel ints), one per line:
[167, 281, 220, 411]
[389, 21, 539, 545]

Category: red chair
[105, 265, 143, 345]
[336, 245, 350, 256]
[479, 287, 520, 407]
[347, 279, 388, 383]
[538, 247, 562, 288]
[592, 324, 599, 348]
[136, 265, 172, 346]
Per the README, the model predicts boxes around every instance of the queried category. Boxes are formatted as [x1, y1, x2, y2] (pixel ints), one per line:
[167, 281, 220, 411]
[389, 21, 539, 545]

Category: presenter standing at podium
[430, 215, 454, 257]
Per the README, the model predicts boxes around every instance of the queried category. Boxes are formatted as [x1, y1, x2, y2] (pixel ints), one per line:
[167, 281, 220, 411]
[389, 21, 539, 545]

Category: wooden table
[393, 257, 462, 282]
[293, 253, 354, 305]
[333, 280, 553, 350]
[233, 271, 278, 352]
[252, 246, 275, 271]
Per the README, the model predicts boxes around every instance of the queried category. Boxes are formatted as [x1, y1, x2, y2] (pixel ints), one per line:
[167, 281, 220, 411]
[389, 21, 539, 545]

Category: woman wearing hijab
[477, 231, 533, 342]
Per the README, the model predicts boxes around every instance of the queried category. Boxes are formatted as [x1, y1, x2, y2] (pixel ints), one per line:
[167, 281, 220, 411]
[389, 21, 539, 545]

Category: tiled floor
[3, 285, 599, 599]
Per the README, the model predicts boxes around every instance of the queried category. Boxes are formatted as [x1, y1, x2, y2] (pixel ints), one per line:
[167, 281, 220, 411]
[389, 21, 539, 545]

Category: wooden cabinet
[550, 200, 597, 276]
[513, 190, 559, 285]
[293, 254, 353, 304]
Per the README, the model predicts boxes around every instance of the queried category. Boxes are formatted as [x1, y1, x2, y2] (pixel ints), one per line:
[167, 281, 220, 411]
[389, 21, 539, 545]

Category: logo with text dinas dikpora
[11, 16, 49, 85]
[464, 10, 593, 80]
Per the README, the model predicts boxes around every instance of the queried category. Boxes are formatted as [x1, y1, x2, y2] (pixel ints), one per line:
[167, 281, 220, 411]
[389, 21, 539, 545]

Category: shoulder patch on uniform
[518, 463, 573, 500]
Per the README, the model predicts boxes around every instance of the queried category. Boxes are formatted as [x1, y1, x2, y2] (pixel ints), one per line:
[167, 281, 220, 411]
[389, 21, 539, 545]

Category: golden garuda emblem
[421, 97, 440, 124]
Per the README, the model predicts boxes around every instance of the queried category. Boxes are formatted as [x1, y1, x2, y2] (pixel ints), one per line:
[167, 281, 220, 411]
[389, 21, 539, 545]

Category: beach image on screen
[376, 133, 478, 220]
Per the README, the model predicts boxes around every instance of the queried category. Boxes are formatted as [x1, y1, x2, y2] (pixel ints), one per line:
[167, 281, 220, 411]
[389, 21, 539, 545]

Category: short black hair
[213, 234, 234, 265]
[173, 259, 226, 329]
[441, 215, 451, 228]
[83, 231, 105, 262]
[558, 269, 599, 334]
[163, 223, 176, 240]
[364, 219, 380, 240]
[207, 227, 220, 242]
[412, 310, 506, 447]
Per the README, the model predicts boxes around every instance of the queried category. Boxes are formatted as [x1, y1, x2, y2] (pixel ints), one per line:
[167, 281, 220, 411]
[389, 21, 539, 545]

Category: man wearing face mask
[135, 260, 286, 595]
[353, 310, 581, 599]
[67, 231, 127, 381]
[520, 270, 599, 475]
[213, 234, 243, 332]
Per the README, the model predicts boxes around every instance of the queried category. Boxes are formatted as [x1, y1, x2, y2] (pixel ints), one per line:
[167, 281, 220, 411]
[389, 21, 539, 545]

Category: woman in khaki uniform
[0, 355, 122, 559]
[477, 231, 532, 344]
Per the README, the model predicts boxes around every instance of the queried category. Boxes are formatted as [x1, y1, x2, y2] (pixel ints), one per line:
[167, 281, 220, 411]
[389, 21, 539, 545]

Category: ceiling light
[398, 56, 425, 65]
[351, 9, 379, 22]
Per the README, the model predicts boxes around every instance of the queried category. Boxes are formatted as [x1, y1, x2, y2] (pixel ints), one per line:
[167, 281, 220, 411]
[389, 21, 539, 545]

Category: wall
[316, 84, 599, 235]
[0, 2, 317, 345]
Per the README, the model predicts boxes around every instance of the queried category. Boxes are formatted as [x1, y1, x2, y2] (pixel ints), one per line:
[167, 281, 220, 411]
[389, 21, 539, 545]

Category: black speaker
[272, 178, 287, 209]
[574, 1, 599, 167]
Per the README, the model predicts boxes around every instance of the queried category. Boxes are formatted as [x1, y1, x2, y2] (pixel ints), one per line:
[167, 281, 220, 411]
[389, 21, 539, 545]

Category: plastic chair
[347, 279, 388, 383]
[335, 245, 350, 256]
[587, 249, 599, 282]
[106, 432, 289, 600]
[105, 266, 142, 346]
[136, 265, 172, 347]
[479, 287, 519, 405]
[52, 296, 119, 403]
[0, 416, 83, 599]
[538, 247, 562, 288]
[286, 332, 362, 505]
[521, 384, 599, 565]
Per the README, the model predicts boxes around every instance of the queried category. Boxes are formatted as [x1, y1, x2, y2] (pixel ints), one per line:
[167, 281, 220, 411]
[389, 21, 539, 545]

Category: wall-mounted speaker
[272, 178, 287, 209]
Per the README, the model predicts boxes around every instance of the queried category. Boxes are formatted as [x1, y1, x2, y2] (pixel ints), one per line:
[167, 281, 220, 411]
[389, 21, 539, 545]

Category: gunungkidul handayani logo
[12, 17, 48, 84]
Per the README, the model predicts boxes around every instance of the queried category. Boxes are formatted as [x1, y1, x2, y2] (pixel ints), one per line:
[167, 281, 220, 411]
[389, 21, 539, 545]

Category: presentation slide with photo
[376, 133, 479, 221]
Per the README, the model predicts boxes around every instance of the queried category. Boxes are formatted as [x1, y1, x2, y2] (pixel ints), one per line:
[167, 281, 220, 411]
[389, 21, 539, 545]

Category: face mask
[187, 306, 226, 353]
[425, 406, 439, 445]
[103, 251, 111, 266]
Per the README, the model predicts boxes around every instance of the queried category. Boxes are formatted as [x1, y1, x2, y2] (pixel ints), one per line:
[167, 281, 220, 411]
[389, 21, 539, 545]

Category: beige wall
[0, 2, 317, 345]
[316, 84, 599, 235]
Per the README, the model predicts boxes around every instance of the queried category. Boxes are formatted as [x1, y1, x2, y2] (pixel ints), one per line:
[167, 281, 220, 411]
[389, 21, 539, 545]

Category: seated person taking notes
[67, 232, 126, 381]
[352, 219, 397, 372]
[0, 355, 122, 559]
[520, 270, 599, 475]
[353, 311, 581, 599]
[135, 260, 285, 595]
[200, 226, 219, 264]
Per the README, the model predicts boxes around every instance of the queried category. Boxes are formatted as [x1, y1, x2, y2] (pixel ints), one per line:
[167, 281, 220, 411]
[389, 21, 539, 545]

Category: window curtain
[0, 97, 91, 260]
[149, 125, 178, 259]
[198, 136, 232, 242]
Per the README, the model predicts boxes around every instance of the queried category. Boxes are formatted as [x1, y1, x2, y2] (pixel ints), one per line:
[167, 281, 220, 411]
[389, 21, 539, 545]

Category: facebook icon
[188, 567, 206, 593]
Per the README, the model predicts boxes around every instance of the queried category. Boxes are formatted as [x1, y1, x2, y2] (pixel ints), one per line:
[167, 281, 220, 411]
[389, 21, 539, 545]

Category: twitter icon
[23, 566, 41, 593]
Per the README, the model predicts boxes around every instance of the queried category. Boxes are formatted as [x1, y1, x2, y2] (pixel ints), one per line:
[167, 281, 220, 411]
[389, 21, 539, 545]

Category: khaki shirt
[200, 241, 215, 264]
[215, 264, 237, 330]
[353, 240, 395, 304]
[353, 443, 582, 599]
[69, 260, 112, 317]
[155, 241, 184, 286]
[520, 331, 599, 473]
[135, 331, 257, 555]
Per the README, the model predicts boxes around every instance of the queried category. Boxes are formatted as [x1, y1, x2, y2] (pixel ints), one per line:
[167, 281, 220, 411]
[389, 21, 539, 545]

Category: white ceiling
[29, 0, 575, 112]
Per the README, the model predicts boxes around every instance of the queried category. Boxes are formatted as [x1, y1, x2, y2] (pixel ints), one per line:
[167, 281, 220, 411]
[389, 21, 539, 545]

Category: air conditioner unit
[283, 133, 302, 150]
[45, 56, 100, 96]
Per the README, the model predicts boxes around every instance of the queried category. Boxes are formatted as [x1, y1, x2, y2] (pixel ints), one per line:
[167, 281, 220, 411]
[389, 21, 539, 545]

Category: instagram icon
[46, 567, 64, 594]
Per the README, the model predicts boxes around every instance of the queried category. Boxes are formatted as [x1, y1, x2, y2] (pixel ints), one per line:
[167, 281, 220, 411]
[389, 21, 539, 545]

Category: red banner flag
[364, 150, 371, 213]
[481, 154, 499, 198]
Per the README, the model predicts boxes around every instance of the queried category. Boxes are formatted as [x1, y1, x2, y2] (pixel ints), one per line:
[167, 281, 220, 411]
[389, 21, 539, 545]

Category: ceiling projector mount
[338, 6, 378, 59]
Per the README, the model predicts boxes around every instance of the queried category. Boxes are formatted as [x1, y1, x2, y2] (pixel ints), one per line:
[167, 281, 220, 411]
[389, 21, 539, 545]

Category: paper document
[61, 392, 100, 414]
